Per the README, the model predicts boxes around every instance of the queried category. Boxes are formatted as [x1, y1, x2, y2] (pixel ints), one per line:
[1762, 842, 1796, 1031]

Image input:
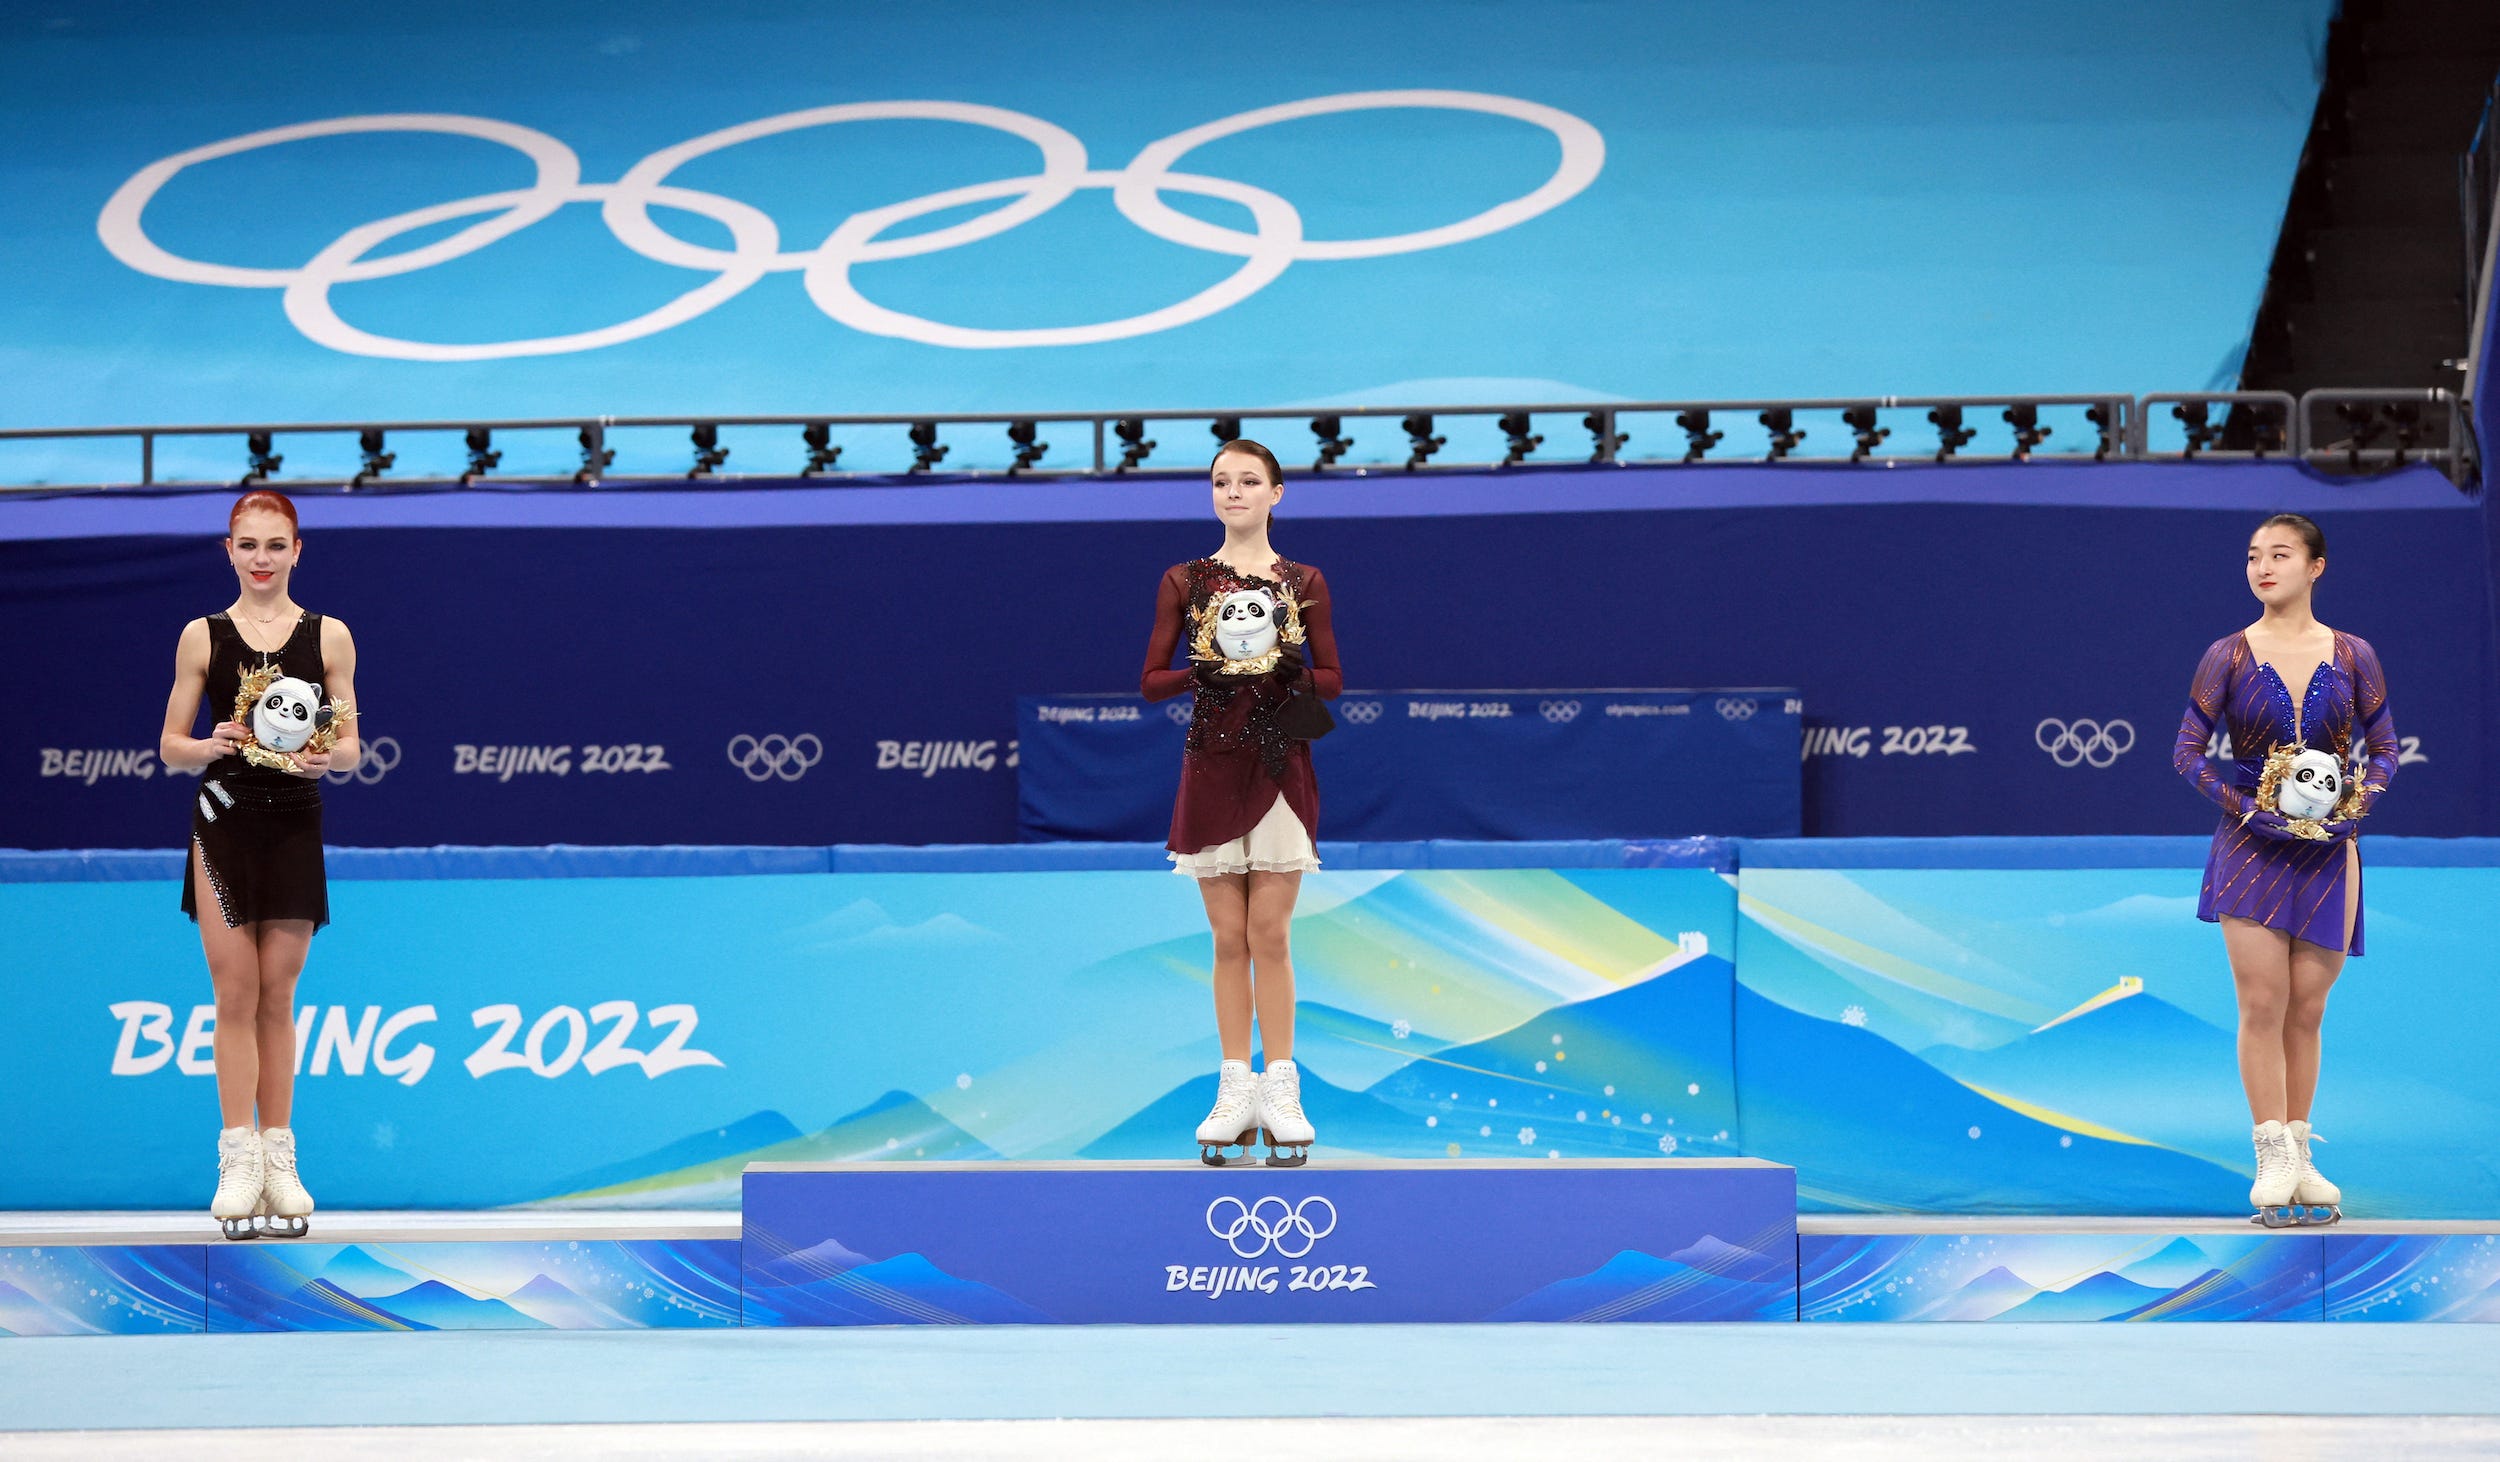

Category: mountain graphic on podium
[1491, 1240, 1793, 1322]
[542, 1093, 999, 1206]
[744, 1246, 1052, 1326]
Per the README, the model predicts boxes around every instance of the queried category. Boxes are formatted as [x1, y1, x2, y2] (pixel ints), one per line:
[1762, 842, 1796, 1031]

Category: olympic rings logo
[1338, 699, 1384, 725]
[1538, 699, 1581, 723]
[726, 733, 824, 782]
[2034, 718, 2135, 769]
[1164, 701, 1195, 727]
[322, 734, 399, 785]
[1206, 1195, 1337, 1259]
[100, 93, 1604, 360]
[1716, 697, 1759, 721]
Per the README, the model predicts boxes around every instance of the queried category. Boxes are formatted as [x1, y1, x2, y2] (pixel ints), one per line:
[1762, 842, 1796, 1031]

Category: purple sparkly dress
[2172, 631, 2397, 954]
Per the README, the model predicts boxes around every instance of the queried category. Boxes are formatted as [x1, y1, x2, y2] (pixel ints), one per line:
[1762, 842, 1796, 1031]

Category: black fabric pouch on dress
[1275, 683, 1335, 740]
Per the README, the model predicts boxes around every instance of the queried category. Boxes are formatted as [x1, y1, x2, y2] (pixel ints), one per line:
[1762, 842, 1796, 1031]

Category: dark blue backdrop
[2, 461, 2488, 847]
[1019, 690, 1802, 842]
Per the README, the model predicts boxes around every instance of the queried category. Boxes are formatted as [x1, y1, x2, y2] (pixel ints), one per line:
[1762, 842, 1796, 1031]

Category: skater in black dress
[157, 490, 362, 1236]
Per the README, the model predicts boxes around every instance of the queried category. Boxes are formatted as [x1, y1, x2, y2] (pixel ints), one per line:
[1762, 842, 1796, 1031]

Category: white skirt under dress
[1168, 794, 1322, 878]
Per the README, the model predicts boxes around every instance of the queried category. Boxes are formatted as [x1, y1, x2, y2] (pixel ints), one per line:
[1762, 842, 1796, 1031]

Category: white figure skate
[258, 1126, 315, 1238]
[2286, 1119, 2342, 1225]
[2249, 1119, 2301, 1228]
[1196, 1059, 1260, 1166]
[1257, 1058, 1314, 1168]
[211, 1126, 264, 1241]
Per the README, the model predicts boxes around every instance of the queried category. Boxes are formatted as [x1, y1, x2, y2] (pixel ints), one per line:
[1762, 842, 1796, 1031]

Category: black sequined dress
[182, 612, 329, 930]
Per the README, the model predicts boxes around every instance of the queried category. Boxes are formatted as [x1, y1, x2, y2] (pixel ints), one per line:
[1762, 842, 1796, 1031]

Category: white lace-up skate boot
[211, 1126, 264, 1241]
[1196, 1059, 1260, 1166]
[258, 1126, 315, 1238]
[2286, 1119, 2342, 1225]
[2249, 1119, 2301, 1227]
[1256, 1058, 1315, 1168]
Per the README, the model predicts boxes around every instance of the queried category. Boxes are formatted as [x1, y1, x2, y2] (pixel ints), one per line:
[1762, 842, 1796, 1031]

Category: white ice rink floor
[5, 1323, 2499, 1458]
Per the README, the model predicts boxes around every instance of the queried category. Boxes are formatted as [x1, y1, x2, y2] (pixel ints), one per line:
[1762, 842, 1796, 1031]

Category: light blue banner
[0, 0, 2330, 482]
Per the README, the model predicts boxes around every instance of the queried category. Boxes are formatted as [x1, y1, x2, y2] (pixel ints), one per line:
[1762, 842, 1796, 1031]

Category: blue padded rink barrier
[7, 838, 2500, 1457]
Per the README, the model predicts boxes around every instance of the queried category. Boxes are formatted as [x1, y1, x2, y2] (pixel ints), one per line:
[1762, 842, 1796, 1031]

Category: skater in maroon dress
[158, 490, 364, 1237]
[1140, 439, 1342, 1165]
[2172, 513, 2396, 1224]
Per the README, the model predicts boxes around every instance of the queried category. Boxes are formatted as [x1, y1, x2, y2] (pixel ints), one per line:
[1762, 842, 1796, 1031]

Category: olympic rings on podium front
[1206, 1194, 1337, 1259]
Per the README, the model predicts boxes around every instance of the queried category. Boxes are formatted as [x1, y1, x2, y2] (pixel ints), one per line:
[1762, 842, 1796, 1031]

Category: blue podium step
[1798, 1216, 2500, 1323]
[741, 1158, 1799, 1325]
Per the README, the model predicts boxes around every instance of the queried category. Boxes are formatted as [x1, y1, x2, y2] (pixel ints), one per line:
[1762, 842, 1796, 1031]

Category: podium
[741, 1158, 1798, 1325]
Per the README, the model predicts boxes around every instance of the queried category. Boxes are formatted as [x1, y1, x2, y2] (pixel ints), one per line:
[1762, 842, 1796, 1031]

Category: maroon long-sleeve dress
[2172, 629, 2398, 953]
[1141, 557, 1342, 857]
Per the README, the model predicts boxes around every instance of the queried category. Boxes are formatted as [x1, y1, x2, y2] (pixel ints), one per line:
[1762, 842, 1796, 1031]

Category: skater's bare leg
[1245, 870, 1302, 1062]
[1197, 873, 1255, 1063]
[252, 918, 313, 1128]
[2222, 915, 2292, 1124]
[2283, 939, 2342, 1124]
[196, 842, 264, 1130]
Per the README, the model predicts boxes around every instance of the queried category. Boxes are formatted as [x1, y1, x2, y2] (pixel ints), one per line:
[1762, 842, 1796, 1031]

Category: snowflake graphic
[1517, 1127, 1537, 1146]
[1391, 1018, 1411, 1040]
[1658, 1133, 1679, 1156]
[1841, 1004, 1868, 1027]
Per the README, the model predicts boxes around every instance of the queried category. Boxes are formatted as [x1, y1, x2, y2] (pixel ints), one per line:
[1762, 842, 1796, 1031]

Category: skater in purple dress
[2172, 514, 2396, 1226]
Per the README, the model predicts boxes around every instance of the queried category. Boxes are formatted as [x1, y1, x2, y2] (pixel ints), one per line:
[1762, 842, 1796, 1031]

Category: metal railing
[0, 388, 2470, 492]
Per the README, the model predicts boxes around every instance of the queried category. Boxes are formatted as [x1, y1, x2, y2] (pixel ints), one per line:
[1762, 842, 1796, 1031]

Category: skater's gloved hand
[1271, 641, 1306, 684]
[2319, 817, 2360, 841]
[1190, 658, 1229, 688]
[2240, 809, 2306, 842]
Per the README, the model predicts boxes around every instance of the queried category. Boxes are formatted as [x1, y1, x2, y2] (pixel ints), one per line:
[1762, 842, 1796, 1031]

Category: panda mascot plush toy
[2275, 748, 2345, 822]
[251, 677, 325, 754]
[1214, 588, 1280, 665]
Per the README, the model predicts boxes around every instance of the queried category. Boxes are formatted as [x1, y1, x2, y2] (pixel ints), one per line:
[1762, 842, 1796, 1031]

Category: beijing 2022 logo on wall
[99, 93, 1602, 358]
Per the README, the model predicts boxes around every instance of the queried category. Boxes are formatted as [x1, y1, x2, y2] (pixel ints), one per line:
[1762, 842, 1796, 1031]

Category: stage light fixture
[461, 427, 499, 484]
[1400, 414, 1446, 470]
[689, 423, 729, 478]
[2171, 401, 2221, 457]
[1497, 411, 1543, 466]
[1927, 405, 1975, 462]
[800, 422, 841, 476]
[241, 430, 282, 485]
[1759, 408, 1804, 461]
[1211, 416, 1243, 446]
[1674, 409, 1723, 464]
[2084, 403, 2118, 462]
[1583, 411, 1627, 462]
[575, 425, 614, 484]
[1310, 416, 1353, 470]
[1007, 419, 1049, 474]
[1114, 418, 1157, 472]
[1842, 405, 1889, 462]
[2003, 403, 2050, 460]
[351, 427, 394, 487]
[908, 420, 949, 473]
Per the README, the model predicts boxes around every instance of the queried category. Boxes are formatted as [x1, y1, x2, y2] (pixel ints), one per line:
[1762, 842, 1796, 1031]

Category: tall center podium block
[742, 1158, 1797, 1325]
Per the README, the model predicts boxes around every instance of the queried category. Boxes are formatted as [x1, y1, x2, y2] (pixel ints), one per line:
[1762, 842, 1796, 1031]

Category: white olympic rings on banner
[1206, 1195, 1337, 1259]
[1538, 699, 1581, 723]
[98, 92, 1604, 359]
[1715, 697, 1759, 721]
[323, 734, 400, 786]
[2034, 718, 2135, 769]
[727, 733, 824, 782]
